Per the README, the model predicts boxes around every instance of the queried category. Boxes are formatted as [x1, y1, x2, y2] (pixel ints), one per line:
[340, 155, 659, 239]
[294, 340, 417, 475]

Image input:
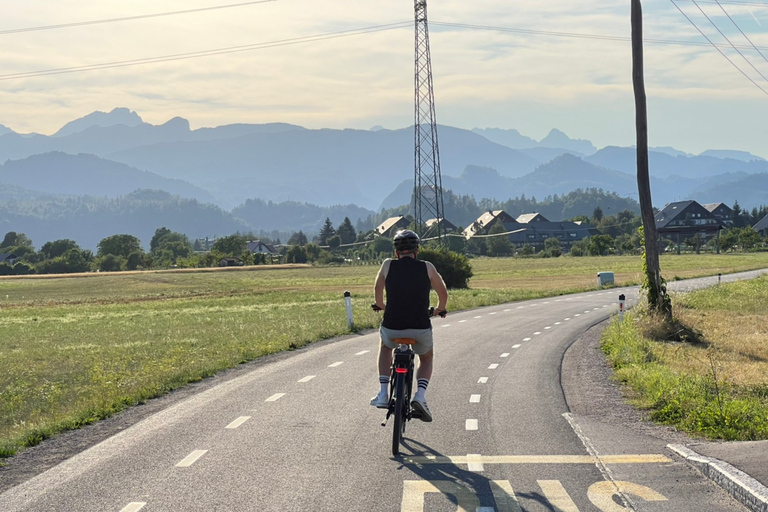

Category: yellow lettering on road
[401, 480, 479, 512]
[538, 480, 580, 512]
[587, 481, 667, 512]
[403, 454, 670, 465]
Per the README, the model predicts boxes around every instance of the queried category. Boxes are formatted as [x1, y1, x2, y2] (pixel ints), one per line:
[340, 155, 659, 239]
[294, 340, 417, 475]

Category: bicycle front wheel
[392, 373, 405, 456]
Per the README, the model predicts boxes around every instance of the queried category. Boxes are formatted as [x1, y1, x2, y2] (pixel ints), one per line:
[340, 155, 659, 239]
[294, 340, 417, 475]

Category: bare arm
[425, 261, 448, 313]
[374, 259, 391, 311]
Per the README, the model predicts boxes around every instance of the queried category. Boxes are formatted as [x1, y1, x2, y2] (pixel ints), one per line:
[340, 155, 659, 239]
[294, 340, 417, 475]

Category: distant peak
[53, 107, 145, 137]
[161, 116, 191, 131]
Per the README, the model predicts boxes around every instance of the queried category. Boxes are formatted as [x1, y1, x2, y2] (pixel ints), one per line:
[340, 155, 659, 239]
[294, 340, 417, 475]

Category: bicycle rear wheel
[392, 373, 405, 456]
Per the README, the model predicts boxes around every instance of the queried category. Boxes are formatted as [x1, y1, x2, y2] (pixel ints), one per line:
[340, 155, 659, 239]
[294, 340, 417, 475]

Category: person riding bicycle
[370, 229, 448, 422]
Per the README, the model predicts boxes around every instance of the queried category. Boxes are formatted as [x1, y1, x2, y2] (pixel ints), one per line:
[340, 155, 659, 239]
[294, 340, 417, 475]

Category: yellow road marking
[402, 454, 671, 465]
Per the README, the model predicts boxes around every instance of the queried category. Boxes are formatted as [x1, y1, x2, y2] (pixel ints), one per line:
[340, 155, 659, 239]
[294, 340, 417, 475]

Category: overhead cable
[0, 22, 411, 81]
[715, 0, 768, 63]
[691, 0, 768, 82]
[0, 0, 278, 36]
[670, 0, 768, 95]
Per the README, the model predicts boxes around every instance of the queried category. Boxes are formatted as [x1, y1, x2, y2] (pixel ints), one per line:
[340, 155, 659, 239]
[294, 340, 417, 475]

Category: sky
[2, 0, 768, 158]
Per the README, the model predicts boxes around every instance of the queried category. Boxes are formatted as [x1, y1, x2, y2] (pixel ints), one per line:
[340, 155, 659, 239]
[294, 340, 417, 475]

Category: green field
[1, 253, 767, 458]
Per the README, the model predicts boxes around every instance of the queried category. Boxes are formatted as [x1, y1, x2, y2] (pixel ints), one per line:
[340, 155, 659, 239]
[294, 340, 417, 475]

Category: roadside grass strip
[601, 276, 768, 441]
[0, 255, 765, 460]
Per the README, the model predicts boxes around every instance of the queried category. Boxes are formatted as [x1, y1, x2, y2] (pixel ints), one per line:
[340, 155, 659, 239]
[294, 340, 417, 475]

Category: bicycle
[372, 304, 446, 456]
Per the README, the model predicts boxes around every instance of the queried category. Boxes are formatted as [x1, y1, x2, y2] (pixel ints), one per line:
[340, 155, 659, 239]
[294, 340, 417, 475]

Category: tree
[1, 232, 33, 250]
[337, 217, 356, 245]
[317, 218, 336, 246]
[286, 245, 308, 263]
[150, 227, 172, 252]
[97, 234, 143, 258]
[288, 231, 308, 247]
[40, 239, 80, 259]
[592, 206, 604, 223]
[632, 0, 670, 317]
[486, 223, 513, 256]
[738, 227, 761, 251]
[544, 237, 562, 257]
[97, 254, 125, 272]
[587, 234, 614, 256]
[211, 234, 246, 256]
[418, 248, 473, 289]
[327, 235, 342, 250]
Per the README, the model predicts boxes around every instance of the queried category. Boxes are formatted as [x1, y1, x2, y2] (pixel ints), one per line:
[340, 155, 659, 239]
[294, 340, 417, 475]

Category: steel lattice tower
[413, 0, 445, 243]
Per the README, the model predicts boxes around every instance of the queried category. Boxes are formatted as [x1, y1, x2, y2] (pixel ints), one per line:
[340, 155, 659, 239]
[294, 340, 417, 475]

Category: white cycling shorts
[379, 326, 434, 355]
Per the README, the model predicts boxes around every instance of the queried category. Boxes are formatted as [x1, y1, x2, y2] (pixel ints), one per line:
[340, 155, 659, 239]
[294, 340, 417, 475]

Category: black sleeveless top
[382, 257, 432, 330]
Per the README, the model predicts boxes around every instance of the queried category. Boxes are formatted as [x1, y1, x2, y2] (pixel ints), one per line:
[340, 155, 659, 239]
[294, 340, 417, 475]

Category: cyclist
[370, 229, 448, 422]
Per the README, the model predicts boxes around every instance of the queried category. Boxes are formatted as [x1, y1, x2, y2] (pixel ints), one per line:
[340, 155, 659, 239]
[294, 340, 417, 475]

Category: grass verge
[601, 276, 768, 440]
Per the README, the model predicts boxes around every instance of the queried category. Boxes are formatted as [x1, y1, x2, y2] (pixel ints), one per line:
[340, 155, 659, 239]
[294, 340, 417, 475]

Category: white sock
[379, 375, 389, 395]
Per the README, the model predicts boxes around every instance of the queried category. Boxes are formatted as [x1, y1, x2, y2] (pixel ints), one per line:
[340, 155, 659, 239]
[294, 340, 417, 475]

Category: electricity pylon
[413, 0, 445, 244]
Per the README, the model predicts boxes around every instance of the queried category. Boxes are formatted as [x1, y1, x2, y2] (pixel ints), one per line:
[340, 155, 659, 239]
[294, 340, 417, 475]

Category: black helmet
[393, 229, 420, 252]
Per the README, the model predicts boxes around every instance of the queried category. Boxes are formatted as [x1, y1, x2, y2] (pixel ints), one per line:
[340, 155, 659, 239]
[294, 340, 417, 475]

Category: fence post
[344, 291, 354, 329]
[619, 294, 626, 322]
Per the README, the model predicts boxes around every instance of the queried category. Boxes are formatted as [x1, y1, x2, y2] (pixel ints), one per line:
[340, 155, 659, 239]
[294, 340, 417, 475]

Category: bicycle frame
[387, 342, 415, 456]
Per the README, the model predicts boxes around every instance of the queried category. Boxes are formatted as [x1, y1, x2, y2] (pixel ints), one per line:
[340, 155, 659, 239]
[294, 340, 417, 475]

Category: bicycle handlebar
[371, 303, 447, 318]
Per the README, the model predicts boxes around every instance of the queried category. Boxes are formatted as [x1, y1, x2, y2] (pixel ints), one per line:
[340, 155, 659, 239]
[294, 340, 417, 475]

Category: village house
[655, 200, 724, 253]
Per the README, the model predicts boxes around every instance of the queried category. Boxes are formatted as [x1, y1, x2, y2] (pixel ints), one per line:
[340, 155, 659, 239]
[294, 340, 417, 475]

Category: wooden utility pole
[632, 0, 671, 315]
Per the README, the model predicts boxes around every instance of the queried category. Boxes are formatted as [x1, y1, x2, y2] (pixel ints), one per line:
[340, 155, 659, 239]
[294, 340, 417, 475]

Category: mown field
[602, 275, 768, 440]
[1, 253, 767, 458]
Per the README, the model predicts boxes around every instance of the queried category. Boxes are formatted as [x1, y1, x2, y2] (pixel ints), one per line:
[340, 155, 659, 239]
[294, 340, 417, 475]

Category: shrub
[418, 247, 473, 289]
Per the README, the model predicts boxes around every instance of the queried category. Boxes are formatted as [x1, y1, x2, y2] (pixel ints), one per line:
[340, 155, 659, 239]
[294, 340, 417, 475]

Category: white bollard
[344, 291, 354, 329]
[618, 293, 626, 322]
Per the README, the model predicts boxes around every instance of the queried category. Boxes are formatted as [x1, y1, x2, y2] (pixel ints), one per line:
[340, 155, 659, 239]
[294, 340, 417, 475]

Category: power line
[670, 0, 768, 95]
[0, 0, 278, 36]
[0, 22, 412, 81]
[429, 21, 768, 51]
[691, 0, 768, 82]
[715, 0, 768, 64]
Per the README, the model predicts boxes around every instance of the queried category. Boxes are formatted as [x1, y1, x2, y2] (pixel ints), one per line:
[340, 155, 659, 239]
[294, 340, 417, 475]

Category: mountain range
[1, 107, 767, 249]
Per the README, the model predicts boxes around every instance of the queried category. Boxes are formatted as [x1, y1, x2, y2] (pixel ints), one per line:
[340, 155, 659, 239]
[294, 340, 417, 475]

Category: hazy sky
[2, 0, 767, 157]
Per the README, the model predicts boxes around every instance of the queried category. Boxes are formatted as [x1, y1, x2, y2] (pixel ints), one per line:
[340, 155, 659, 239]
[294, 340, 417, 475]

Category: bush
[418, 248, 473, 289]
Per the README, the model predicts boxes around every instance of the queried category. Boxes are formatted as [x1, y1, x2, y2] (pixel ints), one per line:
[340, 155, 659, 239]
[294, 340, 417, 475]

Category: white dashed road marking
[470, 394, 481, 403]
[265, 393, 285, 402]
[466, 419, 479, 431]
[534, 332, 541, 335]
[327, 361, 343, 368]
[176, 450, 208, 468]
[298, 375, 315, 383]
[225, 416, 251, 429]
[544, 326, 552, 330]
[478, 377, 488, 384]
[523, 337, 531, 341]
[120, 504, 146, 512]
[488, 364, 499, 370]
[501, 353, 510, 358]
[355, 350, 369, 356]
[459, 320, 467, 323]
[512, 344, 521, 349]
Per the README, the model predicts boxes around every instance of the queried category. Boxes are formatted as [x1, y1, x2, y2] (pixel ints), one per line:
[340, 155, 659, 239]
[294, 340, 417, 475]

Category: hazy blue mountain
[0, 183, 58, 202]
[106, 125, 540, 210]
[700, 149, 766, 162]
[472, 127, 597, 155]
[231, 199, 374, 234]
[692, 173, 768, 209]
[651, 146, 693, 158]
[539, 129, 597, 155]
[0, 124, 13, 136]
[0, 189, 250, 251]
[471, 128, 537, 148]
[585, 146, 768, 179]
[53, 107, 145, 137]
[516, 147, 584, 163]
[0, 152, 216, 203]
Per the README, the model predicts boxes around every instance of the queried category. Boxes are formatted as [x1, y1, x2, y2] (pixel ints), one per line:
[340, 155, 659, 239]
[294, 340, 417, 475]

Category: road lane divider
[488, 364, 499, 370]
[327, 361, 343, 367]
[265, 393, 285, 402]
[470, 395, 481, 403]
[224, 416, 251, 429]
[354, 350, 369, 356]
[467, 453, 484, 472]
[466, 419, 479, 431]
[120, 503, 147, 512]
[297, 375, 315, 383]
[501, 353, 510, 358]
[176, 450, 208, 468]
[512, 344, 521, 349]
[478, 377, 488, 384]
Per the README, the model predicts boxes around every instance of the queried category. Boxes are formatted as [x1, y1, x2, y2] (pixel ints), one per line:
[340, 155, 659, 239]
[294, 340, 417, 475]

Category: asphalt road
[2, 269, 766, 512]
